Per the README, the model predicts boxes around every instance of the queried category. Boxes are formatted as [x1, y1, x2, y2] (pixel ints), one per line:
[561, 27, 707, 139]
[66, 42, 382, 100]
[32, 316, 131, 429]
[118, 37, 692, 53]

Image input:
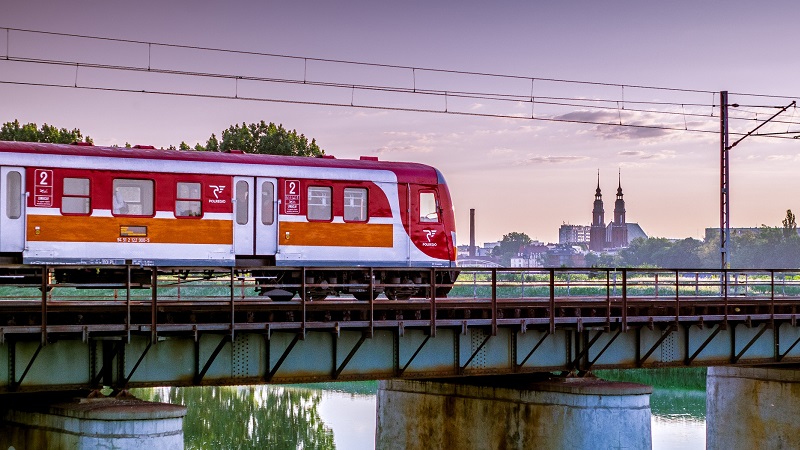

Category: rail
[1, 265, 799, 344]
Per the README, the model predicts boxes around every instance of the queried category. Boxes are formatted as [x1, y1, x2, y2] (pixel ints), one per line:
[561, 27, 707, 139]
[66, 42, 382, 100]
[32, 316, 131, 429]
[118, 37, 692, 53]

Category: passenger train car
[0, 141, 457, 299]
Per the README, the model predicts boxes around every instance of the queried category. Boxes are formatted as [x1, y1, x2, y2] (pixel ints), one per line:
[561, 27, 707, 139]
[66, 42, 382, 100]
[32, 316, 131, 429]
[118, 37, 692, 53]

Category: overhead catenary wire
[6, 78, 799, 140]
[5, 55, 800, 131]
[2, 26, 800, 138]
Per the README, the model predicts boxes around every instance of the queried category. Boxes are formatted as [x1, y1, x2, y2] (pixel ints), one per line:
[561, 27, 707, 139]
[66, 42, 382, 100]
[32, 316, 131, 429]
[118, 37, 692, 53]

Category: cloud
[490, 147, 515, 155]
[554, 109, 677, 141]
[554, 110, 619, 123]
[617, 149, 676, 160]
[523, 155, 591, 164]
[469, 103, 484, 111]
[766, 154, 799, 161]
[593, 125, 671, 140]
[373, 145, 432, 154]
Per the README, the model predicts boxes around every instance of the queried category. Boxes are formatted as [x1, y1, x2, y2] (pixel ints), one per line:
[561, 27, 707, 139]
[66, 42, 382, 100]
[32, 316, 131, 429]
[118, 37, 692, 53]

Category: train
[0, 140, 458, 300]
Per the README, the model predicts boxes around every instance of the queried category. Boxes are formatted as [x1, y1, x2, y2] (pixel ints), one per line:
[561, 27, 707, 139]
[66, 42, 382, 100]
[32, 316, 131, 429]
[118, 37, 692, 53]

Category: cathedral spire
[595, 169, 602, 200]
[612, 168, 628, 248]
[590, 170, 606, 251]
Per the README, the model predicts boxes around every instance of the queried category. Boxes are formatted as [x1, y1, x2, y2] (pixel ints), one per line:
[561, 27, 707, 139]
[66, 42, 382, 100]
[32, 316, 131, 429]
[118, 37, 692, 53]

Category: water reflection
[132, 385, 335, 450]
[132, 376, 704, 450]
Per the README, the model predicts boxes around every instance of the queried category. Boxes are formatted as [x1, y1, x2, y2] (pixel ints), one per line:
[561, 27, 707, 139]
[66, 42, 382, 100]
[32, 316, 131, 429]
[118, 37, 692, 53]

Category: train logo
[210, 185, 225, 198]
[423, 229, 438, 247]
[209, 185, 227, 204]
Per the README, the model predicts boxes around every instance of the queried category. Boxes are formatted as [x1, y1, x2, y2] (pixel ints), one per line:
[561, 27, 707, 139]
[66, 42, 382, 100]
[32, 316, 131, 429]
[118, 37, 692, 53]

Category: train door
[255, 177, 278, 255]
[411, 186, 449, 260]
[233, 177, 255, 255]
[0, 167, 26, 252]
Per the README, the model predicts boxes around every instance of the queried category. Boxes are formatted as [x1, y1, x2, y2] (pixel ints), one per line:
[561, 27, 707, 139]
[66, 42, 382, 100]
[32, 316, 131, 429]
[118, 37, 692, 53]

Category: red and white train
[0, 141, 458, 299]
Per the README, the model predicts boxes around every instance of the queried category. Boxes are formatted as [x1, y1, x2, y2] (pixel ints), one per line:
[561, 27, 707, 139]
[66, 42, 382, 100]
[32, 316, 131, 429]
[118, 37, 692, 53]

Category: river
[132, 369, 706, 449]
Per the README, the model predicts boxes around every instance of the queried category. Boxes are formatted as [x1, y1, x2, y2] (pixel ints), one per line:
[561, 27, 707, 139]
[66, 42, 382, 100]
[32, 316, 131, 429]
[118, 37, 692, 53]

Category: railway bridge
[1, 265, 799, 393]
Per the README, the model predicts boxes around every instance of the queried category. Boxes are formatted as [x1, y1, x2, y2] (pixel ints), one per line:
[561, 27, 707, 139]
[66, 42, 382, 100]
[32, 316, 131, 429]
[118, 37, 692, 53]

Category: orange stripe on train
[280, 222, 393, 247]
[27, 215, 232, 244]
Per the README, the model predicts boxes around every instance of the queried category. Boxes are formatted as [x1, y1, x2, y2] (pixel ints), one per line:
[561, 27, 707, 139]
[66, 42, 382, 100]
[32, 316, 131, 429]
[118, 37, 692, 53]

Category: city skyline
[3, 1, 800, 244]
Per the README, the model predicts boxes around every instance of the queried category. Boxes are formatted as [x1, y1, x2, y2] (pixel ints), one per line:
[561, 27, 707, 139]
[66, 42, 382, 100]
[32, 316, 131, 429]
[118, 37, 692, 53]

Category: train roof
[0, 141, 445, 185]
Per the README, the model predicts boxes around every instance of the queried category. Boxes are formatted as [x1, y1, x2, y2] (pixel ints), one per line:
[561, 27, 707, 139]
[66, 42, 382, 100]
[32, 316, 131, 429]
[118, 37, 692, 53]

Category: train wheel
[352, 291, 379, 301]
[384, 288, 415, 301]
[304, 289, 328, 301]
[264, 288, 296, 302]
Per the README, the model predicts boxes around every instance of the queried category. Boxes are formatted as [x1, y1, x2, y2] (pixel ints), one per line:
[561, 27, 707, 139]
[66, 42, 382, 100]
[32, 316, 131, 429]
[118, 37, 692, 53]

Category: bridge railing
[2, 265, 800, 344]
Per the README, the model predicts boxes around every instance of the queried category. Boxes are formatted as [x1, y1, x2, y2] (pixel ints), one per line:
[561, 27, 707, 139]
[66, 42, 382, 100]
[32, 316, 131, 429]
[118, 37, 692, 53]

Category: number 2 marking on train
[38, 170, 49, 185]
[284, 180, 301, 215]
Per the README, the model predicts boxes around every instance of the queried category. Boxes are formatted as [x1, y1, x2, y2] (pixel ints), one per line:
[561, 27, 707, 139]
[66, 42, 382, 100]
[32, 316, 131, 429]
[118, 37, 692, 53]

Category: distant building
[510, 243, 549, 267]
[546, 245, 586, 267]
[575, 171, 648, 251]
[559, 224, 590, 245]
[456, 241, 503, 258]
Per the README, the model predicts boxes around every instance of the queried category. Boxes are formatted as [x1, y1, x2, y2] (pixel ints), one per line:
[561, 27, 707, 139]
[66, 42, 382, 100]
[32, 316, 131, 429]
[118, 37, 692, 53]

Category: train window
[6, 171, 21, 219]
[307, 186, 332, 221]
[261, 181, 274, 225]
[62, 177, 90, 214]
[112, 179, 154, 216]
[344, 188, 368, 222]
[235, 180, 249, 225]
[176, 182, 202, 217]
[419, 191, 439, 223]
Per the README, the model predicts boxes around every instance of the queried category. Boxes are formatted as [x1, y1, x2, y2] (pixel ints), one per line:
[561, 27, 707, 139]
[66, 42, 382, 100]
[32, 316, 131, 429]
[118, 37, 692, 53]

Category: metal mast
[719, 91, 795, 269]
[720, 91, 730, 269]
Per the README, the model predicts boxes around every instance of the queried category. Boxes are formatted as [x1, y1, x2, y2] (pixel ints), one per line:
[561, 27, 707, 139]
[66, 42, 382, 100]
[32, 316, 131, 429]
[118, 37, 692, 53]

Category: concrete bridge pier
[707, 366, 800, 449]
[376, 375, 653, 450]
[0, 391, 187, 450]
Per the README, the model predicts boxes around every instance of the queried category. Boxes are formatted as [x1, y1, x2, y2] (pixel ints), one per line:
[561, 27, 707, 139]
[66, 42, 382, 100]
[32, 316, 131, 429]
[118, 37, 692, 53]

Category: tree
[492, 232, 533, 264]
[783, 209, 797, 239]
[193, 121, 324, 156]
[0, 120, 92, 144]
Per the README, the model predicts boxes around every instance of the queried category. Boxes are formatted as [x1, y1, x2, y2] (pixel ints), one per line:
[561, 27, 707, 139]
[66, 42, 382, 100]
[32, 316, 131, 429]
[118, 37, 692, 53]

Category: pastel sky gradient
[3, 0, 800, 245]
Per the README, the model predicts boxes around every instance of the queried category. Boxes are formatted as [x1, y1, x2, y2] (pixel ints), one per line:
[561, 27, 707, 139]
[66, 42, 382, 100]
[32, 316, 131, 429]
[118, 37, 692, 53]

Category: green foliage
[595, 367, 707, 390]
[585, 251, 620, 267]
[612, 211, 800, 269]
[133, 386, 335, 450]
[619, 237, 707, 269]
[492, 232, 533, 264]
[193, 121, 324, 156]
[0, 119, 92, 144]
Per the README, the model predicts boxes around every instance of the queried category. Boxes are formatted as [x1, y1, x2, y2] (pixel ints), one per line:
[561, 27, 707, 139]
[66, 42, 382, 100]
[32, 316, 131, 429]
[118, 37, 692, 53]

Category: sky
[3, 0, 800, 245]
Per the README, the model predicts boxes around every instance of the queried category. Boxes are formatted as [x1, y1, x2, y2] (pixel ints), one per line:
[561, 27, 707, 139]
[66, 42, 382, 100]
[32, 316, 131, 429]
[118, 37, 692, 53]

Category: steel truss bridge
[2, 265, 800, 394]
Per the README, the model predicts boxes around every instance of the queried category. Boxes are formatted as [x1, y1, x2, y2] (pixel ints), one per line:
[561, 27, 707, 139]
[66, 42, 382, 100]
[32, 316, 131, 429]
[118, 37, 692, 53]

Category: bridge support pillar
[707, 366, 800, 449]
[0, 392, 187, 450]
[376, 375, 652, 450]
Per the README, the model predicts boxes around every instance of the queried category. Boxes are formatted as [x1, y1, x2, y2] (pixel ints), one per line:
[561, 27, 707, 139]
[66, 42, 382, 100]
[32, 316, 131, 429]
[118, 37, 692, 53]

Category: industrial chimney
[469, 208, 476, 257]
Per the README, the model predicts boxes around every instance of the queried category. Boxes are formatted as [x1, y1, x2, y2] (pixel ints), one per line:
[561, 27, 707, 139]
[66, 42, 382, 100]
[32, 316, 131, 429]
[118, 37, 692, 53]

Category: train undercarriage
[0, 261, 458, 302]
[252, 268, 458, 301]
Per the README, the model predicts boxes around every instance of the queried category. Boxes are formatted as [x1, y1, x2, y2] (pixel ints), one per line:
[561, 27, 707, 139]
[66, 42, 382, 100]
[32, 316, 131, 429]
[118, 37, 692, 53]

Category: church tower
[589, 171, 606, 251]
[611, 170, 628, 248]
